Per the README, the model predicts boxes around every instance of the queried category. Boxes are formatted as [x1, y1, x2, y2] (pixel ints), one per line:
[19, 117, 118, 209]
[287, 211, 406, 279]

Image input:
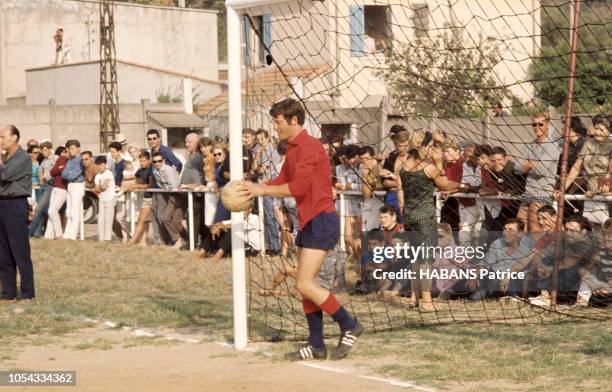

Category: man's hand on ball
[239, 181, 265, 198]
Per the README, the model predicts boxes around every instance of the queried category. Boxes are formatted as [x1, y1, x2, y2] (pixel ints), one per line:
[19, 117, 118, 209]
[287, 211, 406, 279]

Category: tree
[529, 0, 612, 113]
[378, 29, 513, 118]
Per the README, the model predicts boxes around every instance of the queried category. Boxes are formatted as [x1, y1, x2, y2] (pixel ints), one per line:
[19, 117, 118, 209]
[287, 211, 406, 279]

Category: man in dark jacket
[0, 125, 35, 302]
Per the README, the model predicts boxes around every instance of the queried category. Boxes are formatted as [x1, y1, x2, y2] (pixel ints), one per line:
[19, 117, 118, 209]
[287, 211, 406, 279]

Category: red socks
[302, 298, 320, 314]
[319, 293, 341, 316]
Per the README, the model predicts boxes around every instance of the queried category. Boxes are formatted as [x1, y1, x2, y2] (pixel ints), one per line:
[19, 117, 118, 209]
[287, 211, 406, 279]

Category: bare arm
[564, 157, 583, 191]
[425, 164, 459, 191]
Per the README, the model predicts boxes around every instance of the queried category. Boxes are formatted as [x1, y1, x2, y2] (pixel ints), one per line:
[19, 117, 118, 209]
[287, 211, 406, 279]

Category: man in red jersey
[240, 98, 363, 361]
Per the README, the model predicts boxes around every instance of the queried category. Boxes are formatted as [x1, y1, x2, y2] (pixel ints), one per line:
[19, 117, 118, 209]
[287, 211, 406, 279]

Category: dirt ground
[2, 326, 423, 392]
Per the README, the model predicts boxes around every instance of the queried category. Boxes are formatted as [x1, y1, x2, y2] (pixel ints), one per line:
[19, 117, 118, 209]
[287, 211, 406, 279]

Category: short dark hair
[537, 204, 557, 216]
[65, 139, 80, 148]
[198, 137, 213, 150]
[152, 151, 163, 159]
[389, 124, 407, 139]
[94, 155, 107, 165]
[256, 128, 269, 138]
[242, 128, 256, 136]
[345, 144, 360, 159]
[139, 150, 151, 159]
[40, 141, 53, 150]
[27, 145, 39, 153]
[592, 114, 609, 129]
[474, 144, 493, 157]
[6, 125, 20, 141]
[147, 129, 160, 138]
[54, 146, 66, 155]
[359, 145, 375, 157]
[81, 151, 93, 158]
[269, 98, 305, 126]
[570, 116, 587, 137]
[379, 205, 397, 215]
[504, 218, 525, 232]
[108, 141, 122, 151]
[490, 146, 507, 156]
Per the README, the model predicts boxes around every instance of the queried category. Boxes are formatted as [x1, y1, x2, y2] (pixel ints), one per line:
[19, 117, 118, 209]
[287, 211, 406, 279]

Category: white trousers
[63, 182, 84, 240]
[458, 204, 482, 246]
[98, 198, 116, 241]
[45, 187, 67, 239]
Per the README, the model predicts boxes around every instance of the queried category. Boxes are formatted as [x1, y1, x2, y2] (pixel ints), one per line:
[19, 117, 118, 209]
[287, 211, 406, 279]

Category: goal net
[200, 0, 611, 341]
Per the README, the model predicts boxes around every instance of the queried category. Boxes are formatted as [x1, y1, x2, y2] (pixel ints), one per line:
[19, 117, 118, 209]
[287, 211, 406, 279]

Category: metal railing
[77, 188, 611, 252]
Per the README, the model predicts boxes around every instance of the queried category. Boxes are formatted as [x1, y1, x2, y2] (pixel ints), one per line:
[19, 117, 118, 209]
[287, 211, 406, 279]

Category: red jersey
[267, 130, 335, 230]
[444, 157, 463, 182]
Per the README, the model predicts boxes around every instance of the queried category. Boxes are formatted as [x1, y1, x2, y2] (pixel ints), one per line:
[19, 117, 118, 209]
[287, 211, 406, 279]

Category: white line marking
[79, 320, 434, 390]
[300, 362, 436, 391]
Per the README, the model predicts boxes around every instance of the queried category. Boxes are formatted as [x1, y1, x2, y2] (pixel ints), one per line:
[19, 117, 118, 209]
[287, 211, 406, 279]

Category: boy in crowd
[61, 139, 85, 240]
[93, 156, 116, 242]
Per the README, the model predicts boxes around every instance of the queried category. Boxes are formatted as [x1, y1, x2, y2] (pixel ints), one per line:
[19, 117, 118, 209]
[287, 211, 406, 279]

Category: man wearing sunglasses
[151, 152, 181, 247]
[147, 129, 182, 245]
[146, 129, 182, 173]
[516, 113, 561, 232]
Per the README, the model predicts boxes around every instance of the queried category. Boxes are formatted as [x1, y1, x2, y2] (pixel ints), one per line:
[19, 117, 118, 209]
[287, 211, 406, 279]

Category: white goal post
[226, 0, 294, 350]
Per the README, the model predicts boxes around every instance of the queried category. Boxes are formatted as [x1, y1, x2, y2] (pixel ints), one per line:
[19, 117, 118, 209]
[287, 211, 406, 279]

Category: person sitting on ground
[433, 223, 475, 300]
[258, 243, 347, 297]
[470, 218, 532, 300]
[576, 218, 612, 306]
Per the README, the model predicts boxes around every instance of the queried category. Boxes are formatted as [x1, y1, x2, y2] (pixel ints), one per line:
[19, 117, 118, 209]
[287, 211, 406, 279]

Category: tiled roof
[196, 63, 331, 117]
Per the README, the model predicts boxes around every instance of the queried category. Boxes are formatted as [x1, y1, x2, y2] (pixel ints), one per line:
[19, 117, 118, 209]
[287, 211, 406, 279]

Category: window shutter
[243, 15, 251, 66]
[349, 5, 364, 57]
[263, 13, 272, 50]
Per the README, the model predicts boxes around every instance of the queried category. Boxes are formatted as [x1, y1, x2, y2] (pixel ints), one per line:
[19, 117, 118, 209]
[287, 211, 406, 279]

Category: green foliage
[530, 0, 612, 113]
[378, 29, 514, 118]
[156, 85, 204, 113]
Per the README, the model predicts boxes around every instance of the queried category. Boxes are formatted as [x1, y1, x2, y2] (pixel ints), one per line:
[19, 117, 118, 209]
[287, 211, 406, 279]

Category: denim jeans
[29, 183, 52, 237]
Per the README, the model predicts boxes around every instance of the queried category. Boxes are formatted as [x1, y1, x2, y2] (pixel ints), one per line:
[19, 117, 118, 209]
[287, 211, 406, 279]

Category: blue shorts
[296, 211, 340, 250]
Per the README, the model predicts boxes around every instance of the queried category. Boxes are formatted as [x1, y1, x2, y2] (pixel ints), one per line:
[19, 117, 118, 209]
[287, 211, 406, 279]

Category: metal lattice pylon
[99, 0, 120, 152]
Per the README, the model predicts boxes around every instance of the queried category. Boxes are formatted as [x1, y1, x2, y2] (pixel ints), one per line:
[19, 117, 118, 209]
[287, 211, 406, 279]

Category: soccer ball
[221, 180, 252, 212]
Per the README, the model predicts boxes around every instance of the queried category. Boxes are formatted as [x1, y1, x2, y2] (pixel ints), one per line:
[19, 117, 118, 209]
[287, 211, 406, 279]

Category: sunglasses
[213, 152, 223, 157]
[532, 122, 547, 127]
[32, 151, 40, 155]
[148, 137, 158, 141]
[153, 159, 163, 163]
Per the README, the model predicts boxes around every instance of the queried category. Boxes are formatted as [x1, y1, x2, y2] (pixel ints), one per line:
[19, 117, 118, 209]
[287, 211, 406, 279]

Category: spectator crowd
[12, 111, 612, 308]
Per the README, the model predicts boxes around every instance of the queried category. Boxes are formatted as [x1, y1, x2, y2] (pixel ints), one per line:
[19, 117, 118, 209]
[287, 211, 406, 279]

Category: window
[244, 14, 272, 66]
[321, 124, 352, 141]
[350, 5, 391, 57]
[411, 3, 430, 39]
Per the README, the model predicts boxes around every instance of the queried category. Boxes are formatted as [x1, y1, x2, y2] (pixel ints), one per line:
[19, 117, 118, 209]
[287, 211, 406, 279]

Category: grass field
[1, 238, 610, 391]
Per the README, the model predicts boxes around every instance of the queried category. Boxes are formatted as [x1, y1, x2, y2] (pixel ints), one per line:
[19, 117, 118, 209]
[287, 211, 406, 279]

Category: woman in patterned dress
[395, 129, 466, 311]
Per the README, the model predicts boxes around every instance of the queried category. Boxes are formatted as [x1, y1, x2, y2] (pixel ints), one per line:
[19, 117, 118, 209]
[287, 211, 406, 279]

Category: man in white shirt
[458, 143, 482, 246]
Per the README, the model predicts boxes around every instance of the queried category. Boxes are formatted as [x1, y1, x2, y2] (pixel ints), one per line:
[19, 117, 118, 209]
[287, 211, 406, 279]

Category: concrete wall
[0, 0, 218, 104]
[242, 0, 540, 109]
[26, 60, 223, 105]
[0, 101, 151, 153]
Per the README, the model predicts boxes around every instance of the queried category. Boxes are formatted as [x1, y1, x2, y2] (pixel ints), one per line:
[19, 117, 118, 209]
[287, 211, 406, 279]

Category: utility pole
[99, 0, 120, 152]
